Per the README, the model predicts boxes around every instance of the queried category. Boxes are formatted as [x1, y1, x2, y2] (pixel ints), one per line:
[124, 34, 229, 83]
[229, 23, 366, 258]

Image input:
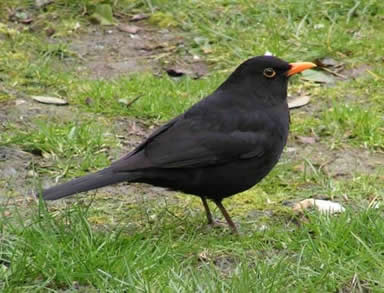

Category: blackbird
[39, 56, 315, 233]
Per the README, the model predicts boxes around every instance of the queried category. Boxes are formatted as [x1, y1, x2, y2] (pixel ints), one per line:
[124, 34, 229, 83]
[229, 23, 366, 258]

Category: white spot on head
[264, 51, 273, 56]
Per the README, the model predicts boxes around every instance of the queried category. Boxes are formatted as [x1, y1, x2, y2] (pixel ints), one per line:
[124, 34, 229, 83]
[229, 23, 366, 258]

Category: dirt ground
[64, 23, 208, 79]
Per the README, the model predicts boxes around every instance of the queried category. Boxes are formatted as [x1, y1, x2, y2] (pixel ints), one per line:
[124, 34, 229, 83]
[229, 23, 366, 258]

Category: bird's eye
[263, 68, 276, 78]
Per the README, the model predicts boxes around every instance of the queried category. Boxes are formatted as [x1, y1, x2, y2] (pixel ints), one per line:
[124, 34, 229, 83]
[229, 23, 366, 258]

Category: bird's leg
[213, 200, 238, 234]
[201, 197, 214, 225]
[201, 197, 228, 229]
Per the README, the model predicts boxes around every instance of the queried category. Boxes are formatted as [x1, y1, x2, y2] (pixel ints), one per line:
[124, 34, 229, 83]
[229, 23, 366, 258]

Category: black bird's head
[220, 55, 316, 105]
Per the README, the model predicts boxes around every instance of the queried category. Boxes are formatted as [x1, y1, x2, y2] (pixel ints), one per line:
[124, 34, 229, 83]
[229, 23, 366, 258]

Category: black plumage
[40, 56, 315, 233]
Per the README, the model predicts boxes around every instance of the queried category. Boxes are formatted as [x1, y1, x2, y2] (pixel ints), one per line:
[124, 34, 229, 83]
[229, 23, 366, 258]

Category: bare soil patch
[285, 138, 384, 177]
[67, 23, 208, 79]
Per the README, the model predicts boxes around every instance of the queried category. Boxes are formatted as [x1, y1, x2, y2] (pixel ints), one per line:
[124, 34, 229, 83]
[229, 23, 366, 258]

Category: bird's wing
[125, 116, 180, 157]
[139, 114, 269, 169]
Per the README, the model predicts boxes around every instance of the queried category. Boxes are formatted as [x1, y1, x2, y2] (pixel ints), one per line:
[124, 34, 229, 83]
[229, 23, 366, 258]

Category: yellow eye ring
[263, 68, 276, 78]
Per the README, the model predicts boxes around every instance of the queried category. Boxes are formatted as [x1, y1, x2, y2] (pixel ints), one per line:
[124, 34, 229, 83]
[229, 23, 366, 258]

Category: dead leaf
[296, 136, 316, 145]
[198, 250, 211, 262]
[288, 95, 310, 109]
[130, 14, 149, 22]
[316, 57, 343, 68]
[165, 64, 207, 79]
[301, 69, 335, 84]
[31, 95, 68, 105]
[293, 199, 345, 214]
[165, 67, 189, 77]
[20, 18, 33, 24]
[139, 42, 165, 51]
[118, 24, 140, 34]
[15, 99, 26, 106]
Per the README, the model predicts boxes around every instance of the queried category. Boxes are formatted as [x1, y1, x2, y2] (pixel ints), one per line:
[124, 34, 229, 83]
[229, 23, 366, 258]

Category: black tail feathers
[38, 167, 137, 201]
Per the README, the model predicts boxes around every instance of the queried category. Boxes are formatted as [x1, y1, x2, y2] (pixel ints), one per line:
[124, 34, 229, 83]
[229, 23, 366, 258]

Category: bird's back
[130, 89, 290, 200]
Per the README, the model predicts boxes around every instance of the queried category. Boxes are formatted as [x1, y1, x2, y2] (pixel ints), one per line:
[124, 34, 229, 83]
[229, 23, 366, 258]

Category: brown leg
[201, 197, 214, 225]
[214, 200, 238, 234]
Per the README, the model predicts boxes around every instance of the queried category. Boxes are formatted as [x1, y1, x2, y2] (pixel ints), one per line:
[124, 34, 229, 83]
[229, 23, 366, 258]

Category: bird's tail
[39, 167, 138, 201]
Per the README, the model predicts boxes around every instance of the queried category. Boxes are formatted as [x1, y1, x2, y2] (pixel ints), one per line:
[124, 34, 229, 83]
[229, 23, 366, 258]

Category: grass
[321, 103, 384, 149]
[1, 0, 384, 291]
[1, 202, 384, 291]
[1, 119, 118, 177]
[73, 74, 224, 119]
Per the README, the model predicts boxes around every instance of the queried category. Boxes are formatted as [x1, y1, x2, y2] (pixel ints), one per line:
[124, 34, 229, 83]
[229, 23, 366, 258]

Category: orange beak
[286, 62, 317, 77]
